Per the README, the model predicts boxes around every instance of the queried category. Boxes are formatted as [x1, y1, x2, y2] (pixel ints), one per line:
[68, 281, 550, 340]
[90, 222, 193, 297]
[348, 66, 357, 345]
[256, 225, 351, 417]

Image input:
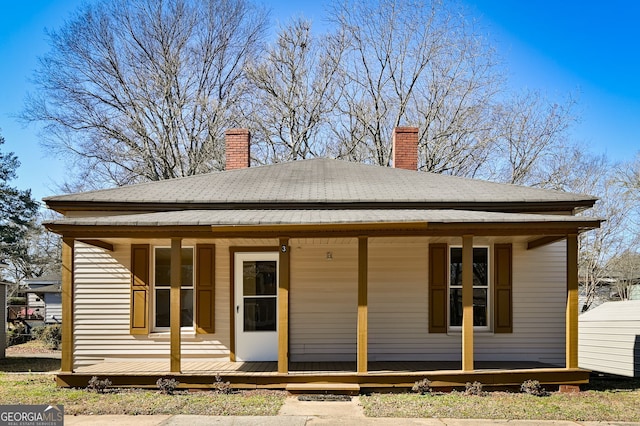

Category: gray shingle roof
[44, 158, 596, 207]
[48, 209, 598, 227]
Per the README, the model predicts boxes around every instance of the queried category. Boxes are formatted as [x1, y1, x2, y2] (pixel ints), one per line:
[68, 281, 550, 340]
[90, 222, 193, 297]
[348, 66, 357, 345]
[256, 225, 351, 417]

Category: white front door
[234, 252, 279, 361]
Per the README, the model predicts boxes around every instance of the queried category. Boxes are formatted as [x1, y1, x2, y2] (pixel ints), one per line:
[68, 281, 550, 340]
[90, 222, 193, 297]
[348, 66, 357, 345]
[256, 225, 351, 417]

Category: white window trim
[152, 246, 195, 332]
[447, 245, 491, 332]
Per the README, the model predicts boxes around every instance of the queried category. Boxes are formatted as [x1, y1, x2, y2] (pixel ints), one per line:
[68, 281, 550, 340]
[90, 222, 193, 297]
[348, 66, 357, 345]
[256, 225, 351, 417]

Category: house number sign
[281, 245, 288, 253]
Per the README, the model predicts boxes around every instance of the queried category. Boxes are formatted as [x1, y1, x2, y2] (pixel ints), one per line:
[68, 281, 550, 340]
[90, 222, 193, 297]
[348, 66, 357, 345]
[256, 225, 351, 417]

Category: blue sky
[0, 0, 638, 202]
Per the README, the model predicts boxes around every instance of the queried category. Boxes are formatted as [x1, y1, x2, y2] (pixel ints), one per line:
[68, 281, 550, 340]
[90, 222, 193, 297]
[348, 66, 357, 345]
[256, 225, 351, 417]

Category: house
[579, 300, 640, 377]
[1, 281, 7, 358]
[24, 276, 62, 325]
[44, 127, 601, 391]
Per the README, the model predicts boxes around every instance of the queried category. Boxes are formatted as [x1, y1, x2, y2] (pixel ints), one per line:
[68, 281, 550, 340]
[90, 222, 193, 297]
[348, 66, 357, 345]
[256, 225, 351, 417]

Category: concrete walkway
[62, 396, 640, 425]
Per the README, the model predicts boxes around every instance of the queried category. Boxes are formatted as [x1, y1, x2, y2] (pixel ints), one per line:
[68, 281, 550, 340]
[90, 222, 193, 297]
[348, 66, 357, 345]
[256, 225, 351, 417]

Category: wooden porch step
[286, 382, 360, 392]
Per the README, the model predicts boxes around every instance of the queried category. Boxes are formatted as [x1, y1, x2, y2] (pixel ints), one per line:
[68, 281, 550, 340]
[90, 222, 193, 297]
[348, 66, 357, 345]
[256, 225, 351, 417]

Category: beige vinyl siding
[289, 239, 358, 361]
[579, 301, 640, 377]
[73, 239, 276, 368]
[74, 237, 568, 367]
[368, 239, 566, 364]
[290, 238, 567, 364]
[475, 240, 566, 365]
[368, 239, 442, 360]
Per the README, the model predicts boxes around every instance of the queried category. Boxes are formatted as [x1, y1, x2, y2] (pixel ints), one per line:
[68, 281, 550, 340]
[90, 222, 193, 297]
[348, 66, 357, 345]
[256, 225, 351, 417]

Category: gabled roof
[45, 158, 597, 214]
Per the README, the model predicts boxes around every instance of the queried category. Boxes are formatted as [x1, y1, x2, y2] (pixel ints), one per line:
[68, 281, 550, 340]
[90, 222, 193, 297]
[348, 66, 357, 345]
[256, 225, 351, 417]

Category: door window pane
[243, 261, 277, 296]
[243, 297, 277, 331]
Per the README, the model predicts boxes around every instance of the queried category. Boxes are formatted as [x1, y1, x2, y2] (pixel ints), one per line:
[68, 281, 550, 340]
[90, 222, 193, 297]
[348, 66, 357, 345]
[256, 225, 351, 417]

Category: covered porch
[48, 208, 599, 391]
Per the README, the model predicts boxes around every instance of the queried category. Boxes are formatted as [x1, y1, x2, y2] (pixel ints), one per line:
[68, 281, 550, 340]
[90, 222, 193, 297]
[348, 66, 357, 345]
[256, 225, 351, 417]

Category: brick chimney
[392, 127, 419, 170]
[225, 129, 250, 170]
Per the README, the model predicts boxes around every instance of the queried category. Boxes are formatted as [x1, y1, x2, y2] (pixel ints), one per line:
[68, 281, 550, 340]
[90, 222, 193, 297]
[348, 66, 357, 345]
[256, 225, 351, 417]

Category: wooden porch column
[566, 233, 579, 369]
[170, 238, 182, 373]
[357, 236, 368, 374]
[61, 238, 75, 372]
[462, 234, 474, 371]
[278, 238, 290, 374]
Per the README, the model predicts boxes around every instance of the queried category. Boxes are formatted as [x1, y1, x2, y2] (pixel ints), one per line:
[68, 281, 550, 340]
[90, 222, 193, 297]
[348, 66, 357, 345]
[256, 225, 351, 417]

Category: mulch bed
[5, 341, 61, 356]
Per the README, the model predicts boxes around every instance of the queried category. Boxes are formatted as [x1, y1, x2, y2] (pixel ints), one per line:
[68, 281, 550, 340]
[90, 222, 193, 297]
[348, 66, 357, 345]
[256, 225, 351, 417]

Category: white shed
[579, 300, 640, 377]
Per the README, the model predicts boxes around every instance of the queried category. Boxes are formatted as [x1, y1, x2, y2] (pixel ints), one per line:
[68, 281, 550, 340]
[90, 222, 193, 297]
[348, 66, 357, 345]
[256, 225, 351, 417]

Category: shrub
[8, 296, 26, 305]
[521, 379, 550, 396]
[31, 326, 45, 340]
[87, 376, 112, 393]
[156, 377, 180, 395]
[6, 323, 30, 347]
[412, 378, 432, 395]
[464, 381, 485, 396]
[212, 374, 232, 394]
[32, 325, 62, 350]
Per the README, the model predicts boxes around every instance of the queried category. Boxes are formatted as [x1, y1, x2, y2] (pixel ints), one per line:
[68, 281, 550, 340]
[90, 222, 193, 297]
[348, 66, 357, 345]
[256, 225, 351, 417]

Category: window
[449, 247, 489, 329]
[154, 247, 194, 329]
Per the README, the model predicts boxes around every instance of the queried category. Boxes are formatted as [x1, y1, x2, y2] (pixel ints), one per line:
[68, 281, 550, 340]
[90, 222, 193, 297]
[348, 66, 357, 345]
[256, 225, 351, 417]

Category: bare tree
[488, 91, 576, 185]
[606, 251, 640, 301]
[245, 19, 346, 163]
[617, 151, 640, 209]
[551, 150, 636, 311]
[328, 0, 503, 169]
[23, 0, 268, 189]
[4, 210, 62, 288]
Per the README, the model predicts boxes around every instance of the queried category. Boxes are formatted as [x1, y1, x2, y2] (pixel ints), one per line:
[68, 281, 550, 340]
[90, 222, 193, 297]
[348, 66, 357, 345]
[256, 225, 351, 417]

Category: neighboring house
[44, 128, 601, 390]
[631, 285, 640, 300]
[1, 282, 7, 358]
[579, 300, 640, 377]
[24, 276, 62, 325]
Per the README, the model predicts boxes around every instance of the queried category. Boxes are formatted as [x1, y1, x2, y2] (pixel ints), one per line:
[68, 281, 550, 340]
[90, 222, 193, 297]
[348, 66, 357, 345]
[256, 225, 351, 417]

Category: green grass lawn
[2, 353, 640, 420]
[361, 378, 640, 422]
[0, 374, 286, 416]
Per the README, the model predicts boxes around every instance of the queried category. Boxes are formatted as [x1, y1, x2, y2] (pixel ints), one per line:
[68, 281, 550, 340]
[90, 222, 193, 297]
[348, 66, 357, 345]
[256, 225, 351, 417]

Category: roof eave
[45, 219, 601, 239]
[45, 199, 597, 215]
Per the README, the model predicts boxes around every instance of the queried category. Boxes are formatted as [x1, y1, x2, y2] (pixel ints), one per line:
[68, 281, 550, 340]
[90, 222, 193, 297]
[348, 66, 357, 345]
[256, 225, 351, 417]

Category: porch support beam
[170, 237, 182, 373]
[566, 233, 579, 369]
[527, 236, 565, 250]
[357, 236, 368, 374]
[462, 234, 474, 372]
[61, 238, 75, 372]
[77, 239, 114, 251]
[278, 238, 290, 374]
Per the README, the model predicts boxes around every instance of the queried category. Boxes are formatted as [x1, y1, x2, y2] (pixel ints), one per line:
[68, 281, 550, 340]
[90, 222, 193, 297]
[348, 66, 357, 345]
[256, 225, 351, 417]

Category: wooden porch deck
[57, 360, 590, 391]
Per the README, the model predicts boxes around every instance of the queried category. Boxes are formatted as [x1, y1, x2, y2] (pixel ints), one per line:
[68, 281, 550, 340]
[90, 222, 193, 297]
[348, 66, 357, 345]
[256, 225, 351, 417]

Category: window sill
[447, 329, 494, 336]
[148, 330, 198, 340]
